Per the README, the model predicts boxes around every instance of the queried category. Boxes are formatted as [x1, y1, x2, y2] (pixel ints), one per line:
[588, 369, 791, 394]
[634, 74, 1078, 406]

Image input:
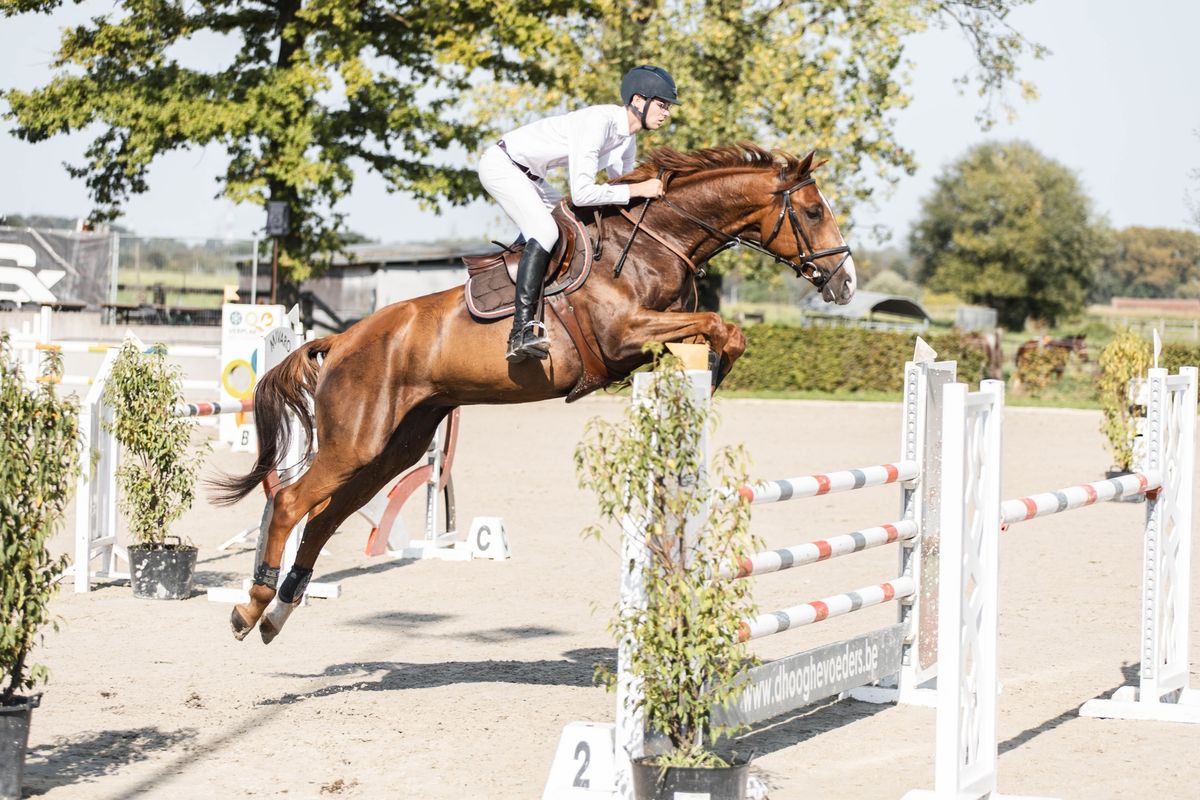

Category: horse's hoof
[230, 605, 257, 641]
[259, 598, 300, 645]
[260, 616, 280, 645]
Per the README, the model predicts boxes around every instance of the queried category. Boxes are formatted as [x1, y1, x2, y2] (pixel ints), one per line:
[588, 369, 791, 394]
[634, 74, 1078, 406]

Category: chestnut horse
[213, 143, 857, 643]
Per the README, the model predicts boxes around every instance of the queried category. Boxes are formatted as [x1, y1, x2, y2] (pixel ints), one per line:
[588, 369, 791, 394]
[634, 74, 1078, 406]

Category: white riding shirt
[498, 104, 636, 206]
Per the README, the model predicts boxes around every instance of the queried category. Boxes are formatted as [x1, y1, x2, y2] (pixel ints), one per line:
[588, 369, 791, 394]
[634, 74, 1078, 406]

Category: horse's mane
[619, 142, 812, 184]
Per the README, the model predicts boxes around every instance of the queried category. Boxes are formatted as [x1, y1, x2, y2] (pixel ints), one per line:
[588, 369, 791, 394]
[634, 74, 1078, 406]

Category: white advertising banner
[220, 303, 287, 451]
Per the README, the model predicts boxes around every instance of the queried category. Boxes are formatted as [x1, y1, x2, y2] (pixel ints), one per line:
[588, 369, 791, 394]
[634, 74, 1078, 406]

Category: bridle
[653, 174, 853, 291]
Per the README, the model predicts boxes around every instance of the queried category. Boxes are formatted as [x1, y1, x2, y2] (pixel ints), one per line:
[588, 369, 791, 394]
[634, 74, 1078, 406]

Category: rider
[477, 65, 678, 363]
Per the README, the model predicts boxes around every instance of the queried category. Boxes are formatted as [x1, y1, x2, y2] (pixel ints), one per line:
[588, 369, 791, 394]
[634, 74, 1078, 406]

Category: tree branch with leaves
[2, 0, 588, 281]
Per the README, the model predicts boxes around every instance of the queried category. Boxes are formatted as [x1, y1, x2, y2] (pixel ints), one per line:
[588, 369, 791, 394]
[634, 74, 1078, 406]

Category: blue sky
[2, 1, 1198, 246]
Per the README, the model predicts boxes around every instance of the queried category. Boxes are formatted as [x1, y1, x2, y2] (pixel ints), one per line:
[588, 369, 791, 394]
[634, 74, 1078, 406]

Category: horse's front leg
[613, 309, 746, 384]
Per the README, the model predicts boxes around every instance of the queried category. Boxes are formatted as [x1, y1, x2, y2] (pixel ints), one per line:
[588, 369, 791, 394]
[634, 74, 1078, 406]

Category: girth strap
[546, 294, 611, 402]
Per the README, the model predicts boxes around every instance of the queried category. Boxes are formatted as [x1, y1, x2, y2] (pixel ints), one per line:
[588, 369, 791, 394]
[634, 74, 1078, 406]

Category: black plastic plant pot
[631, 755, 751, 800]
[129, 538, 198, 600]
[0, 694, 40, 800]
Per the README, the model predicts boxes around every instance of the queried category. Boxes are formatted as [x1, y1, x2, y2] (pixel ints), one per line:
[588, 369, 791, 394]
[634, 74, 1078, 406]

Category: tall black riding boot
[506, 239, 552, 363]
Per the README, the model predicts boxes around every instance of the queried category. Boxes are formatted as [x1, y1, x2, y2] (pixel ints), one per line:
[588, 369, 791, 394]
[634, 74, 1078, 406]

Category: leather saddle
[464, 201, 596, 319]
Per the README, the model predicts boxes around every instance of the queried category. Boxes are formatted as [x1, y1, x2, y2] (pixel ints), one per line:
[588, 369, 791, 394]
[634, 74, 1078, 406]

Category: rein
[616, 206, 697, 273]
[612, 168, 665, 278]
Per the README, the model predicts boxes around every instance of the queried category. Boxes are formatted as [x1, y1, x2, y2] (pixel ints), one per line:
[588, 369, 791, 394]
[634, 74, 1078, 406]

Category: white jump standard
[906, 365, 1199, 800]
[1080, 366, 1199, 723]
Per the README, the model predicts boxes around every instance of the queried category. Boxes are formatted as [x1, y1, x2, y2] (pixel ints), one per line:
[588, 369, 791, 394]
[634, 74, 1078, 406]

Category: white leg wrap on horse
[263, 598, 298, 632]
[260, 596, 301, 643]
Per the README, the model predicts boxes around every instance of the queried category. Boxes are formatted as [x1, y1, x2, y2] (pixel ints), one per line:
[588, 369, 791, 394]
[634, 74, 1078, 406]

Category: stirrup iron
[506, 320, 550, 363]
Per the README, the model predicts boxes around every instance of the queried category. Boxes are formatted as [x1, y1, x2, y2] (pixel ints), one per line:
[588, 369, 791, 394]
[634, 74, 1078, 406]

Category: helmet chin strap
[628, 97, 651, 130]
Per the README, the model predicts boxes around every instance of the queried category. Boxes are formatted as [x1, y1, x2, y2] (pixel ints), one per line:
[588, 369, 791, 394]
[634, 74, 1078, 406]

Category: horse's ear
[797, 150, 816, 175]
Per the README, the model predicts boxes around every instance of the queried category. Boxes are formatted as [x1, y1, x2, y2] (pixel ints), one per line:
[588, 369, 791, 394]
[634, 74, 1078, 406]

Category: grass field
[116, 269, 239, 308]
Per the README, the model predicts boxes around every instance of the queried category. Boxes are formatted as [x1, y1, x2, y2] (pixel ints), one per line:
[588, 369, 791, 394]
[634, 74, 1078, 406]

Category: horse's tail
[209, 336, 335, 506]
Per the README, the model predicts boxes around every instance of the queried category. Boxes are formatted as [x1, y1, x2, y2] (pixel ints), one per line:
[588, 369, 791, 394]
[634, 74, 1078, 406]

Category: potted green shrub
[102, 340, 209, 599]
[0, 336, 80, 800]
[1097, 328, 1151, 480]
[576, 349, 759, 799]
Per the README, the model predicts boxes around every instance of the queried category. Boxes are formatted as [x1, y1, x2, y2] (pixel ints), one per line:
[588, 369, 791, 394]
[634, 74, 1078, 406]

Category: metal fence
[0, 226, 259, 325]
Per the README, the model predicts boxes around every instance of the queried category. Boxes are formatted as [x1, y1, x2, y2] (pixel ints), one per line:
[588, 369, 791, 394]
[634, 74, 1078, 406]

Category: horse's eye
[805, 206, 823, 221]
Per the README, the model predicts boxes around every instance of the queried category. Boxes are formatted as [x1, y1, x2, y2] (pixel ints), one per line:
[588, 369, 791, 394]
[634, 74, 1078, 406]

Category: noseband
[655, 175, 852, 290]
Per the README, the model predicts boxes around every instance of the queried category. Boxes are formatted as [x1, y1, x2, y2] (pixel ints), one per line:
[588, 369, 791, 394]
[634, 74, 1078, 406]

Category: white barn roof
[799, 290, 931, 322]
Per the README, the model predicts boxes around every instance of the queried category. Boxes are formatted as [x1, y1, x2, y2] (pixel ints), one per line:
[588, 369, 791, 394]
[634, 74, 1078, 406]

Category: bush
[101, 341, 209, 546]
[1160, 342, 1200, 374]
[577, 350, 758, 766]
[0, 336, 81, 703]
[719, 325, 987, 393]
[1014, 347, 1068, 395]
[1096, 329, 1151, 471]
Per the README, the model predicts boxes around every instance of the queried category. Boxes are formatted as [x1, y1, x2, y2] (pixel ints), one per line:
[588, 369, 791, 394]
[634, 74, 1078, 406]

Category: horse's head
[620, 144, 856, 303]
[755, 149, 857, 305]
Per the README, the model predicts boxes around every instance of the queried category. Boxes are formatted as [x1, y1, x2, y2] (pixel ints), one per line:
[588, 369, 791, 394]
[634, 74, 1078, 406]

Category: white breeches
[478, 144, 561, 248]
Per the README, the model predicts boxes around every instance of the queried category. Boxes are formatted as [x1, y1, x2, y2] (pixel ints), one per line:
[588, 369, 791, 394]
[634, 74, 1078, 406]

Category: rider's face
[639, 97, 673, 130]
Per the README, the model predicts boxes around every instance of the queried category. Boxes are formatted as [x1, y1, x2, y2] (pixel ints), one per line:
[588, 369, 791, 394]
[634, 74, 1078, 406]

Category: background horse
[1015, 334, 1088, 378]
[213, 143, 857, 643]
[962, 329, 1004, 380]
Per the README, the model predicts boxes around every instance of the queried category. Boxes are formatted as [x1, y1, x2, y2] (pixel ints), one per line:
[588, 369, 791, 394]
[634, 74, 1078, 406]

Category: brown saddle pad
[464, 201, 595, 320]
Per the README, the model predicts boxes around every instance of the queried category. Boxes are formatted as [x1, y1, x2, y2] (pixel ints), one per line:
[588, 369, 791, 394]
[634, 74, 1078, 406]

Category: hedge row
[1159, 344, 1200, 374]
[720, 325, 987, 393]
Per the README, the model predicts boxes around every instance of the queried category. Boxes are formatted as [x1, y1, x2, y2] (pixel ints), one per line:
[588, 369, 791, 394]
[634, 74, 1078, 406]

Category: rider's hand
[629, 178, 663, 199]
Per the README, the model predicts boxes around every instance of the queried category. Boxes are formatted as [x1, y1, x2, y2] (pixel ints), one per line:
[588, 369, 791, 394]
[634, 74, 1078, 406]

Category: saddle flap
[463, 202, 593, 319]
[463, 249, 521, 280]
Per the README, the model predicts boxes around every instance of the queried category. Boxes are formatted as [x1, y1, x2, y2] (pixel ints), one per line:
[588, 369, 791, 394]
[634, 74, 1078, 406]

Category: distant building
[798, 290, 931, 332]
[242, 242, 491, 331]
[1110, 297, 1200, 314]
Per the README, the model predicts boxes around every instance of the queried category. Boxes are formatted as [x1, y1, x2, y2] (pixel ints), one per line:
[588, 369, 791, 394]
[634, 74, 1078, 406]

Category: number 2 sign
[542, 721, 617, 798]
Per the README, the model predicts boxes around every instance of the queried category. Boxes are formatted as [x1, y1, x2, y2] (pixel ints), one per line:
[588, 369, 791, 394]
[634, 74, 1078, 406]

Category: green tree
[1091, 227, 1200, 303]
[479, 1, 1044, 238]
[4, 1, 1042, 292]
[2, 0, 583, 281]
[865, 268, 922, 298]
[910, 141, 1109, 329]
[854, 245, 917, 287]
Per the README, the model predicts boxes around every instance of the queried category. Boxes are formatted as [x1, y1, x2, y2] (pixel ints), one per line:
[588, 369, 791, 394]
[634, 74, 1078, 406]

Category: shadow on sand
[22, 726, 198, 796]
[259, 646, 616, 706]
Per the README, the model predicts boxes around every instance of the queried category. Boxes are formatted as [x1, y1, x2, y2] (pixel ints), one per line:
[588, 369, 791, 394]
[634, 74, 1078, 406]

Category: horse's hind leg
[256, 408, 449, 643]
[230, 454, 362, 639]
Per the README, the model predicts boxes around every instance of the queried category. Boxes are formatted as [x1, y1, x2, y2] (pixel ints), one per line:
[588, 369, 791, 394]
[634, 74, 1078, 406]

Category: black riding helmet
[620, 65, 679, 128]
